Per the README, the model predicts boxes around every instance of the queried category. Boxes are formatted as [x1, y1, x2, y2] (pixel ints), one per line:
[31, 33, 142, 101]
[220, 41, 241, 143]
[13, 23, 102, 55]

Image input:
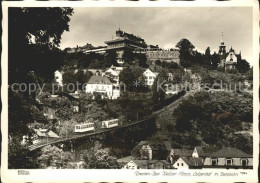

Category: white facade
[104, 68, 119, 84]
[203, 157, 253, 167]
[123, 161, 139, 169]
[85, 76, 120, 99]
[226, 51, 237, 63]
[54, 70, 63, 86]
[173, 158, 189, 169]
[86, 83, 113, 98]
[143, 69, 158, 86]
[192, 147, 199, 158]
[140, 144, 153, 160]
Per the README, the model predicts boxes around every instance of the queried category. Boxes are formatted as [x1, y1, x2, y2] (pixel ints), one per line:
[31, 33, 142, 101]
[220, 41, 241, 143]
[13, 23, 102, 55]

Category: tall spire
[221, 32, 224, 44]
[219, 32, 226, 55]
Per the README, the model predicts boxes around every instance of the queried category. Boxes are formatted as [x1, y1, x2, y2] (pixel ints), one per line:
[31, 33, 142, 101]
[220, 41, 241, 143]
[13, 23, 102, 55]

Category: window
[177, 163, 179, 166]
[181, 163, 183, 166]
[211, 159, 217, 166]
[226, 159, 232, 166]
[241, 159, 247, 166]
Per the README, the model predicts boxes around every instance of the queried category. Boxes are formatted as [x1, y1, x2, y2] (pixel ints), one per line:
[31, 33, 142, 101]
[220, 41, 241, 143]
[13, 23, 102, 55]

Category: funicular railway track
[29, 91, 187, 151]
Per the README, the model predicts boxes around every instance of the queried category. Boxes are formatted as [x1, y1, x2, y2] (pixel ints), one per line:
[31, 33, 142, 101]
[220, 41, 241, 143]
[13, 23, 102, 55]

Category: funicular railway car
[101, 119, 119, 129]
[74, 122, 95, 133]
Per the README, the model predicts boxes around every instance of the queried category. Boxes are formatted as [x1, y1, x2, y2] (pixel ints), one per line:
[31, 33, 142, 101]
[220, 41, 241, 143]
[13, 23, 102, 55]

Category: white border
[1, 1, 259, 182]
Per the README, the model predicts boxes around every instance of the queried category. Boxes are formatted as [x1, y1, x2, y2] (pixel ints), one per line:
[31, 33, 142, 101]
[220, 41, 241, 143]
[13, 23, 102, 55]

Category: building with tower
[218, 33, 240, 71]
[218, 33, 226, 56]
[104, 28, 147, 64]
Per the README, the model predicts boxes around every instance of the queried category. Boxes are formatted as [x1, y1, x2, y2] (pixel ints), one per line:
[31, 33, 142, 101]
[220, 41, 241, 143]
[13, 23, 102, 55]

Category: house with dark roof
[122, 160, 148, 169]
[173, 157, 204, 169]
[192, 146, 220, 158]
[22, 128, 60, 145]
[147, 160, 171, 169]
[121, 159, 171, 169]
[85, 75, 120, 99]
[131, 141, 172, 160]
[168, 148, 194, 164]
[203, 147, 253, 169]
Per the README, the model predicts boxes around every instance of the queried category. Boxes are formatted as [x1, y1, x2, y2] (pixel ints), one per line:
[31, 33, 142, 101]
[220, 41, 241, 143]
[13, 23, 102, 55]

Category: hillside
[149, 90, 253, 154]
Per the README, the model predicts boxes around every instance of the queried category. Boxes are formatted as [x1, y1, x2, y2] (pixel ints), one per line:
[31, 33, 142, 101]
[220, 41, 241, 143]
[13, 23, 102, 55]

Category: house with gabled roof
[143, 69, 158, 86]
[173, 157, 204, 169]
[203, 147, 253, 169]
[121, 159, 171, 169]
[122, 160, 148, 169]
[192, 146, 219, 158]
[131, 141, 172, 160]
[147, 160, 171, 169]
[168, 148, 194, 164]
[85, 75, 120, 99]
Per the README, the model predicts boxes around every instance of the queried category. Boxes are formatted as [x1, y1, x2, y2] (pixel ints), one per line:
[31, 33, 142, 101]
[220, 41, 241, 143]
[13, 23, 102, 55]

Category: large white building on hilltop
[135, 46, 180, 65]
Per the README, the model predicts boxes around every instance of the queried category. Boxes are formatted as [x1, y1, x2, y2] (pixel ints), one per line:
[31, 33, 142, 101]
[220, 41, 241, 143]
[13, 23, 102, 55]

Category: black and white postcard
[1, 0, 259, 182]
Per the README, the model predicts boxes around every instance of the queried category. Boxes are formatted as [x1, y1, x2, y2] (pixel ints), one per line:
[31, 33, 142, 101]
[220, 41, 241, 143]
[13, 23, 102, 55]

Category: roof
[131, 141, 147, 157]
[143, 69, 158, 77]
[194, 146, 220, 157]
[172, 149, 193, 157]
[131, 141, 172, 157]
[180, 157, 204, 167]
[87, 75, 112, 84]
[117, 156, 134, 163]
[208, 147, 252, 158]
[88, 69, 104, 74]
[105, 68, 119, 76]
[34, 129, 60, 138]
[54, 70, 64, 74]
[131, 160, 148, 168]
[147, 160, 170, 165]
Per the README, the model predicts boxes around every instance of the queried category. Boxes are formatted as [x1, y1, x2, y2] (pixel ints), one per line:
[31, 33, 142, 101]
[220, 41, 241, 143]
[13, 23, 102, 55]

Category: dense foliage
[152, 91, 253, 154]
[8, 7, 73, 168]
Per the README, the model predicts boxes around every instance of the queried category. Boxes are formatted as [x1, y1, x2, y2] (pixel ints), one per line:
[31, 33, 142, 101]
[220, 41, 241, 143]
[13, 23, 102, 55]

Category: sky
[60, 7, 253, 65]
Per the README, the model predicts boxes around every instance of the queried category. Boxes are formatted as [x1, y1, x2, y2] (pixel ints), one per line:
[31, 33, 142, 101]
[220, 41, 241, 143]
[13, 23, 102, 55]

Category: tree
[204, 47, 211, 66]
[119, 66, 147, 92]
[175, 38, 195, 67]
[38, 145, 74, 169]
[211, 52, 221, 69]
[8, 7, 74, 168]
[135, 53, 148, 68]
[75, 70, 92, 89]
[122, 49, 135, 64]
[245, 67, 253, 80]
[155, 60, 161, 66]
[103, 50, 119, 68]
[8, 136, 39, 168]
[62, 71, 77, 90]
[152, 71, 167, 103]
[59, 120, 78, 138]
[85, 149, 120, 169]
[9, 8, 74, 83]
[237, 59, 250, 73]
[52, 97, 74, 121]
